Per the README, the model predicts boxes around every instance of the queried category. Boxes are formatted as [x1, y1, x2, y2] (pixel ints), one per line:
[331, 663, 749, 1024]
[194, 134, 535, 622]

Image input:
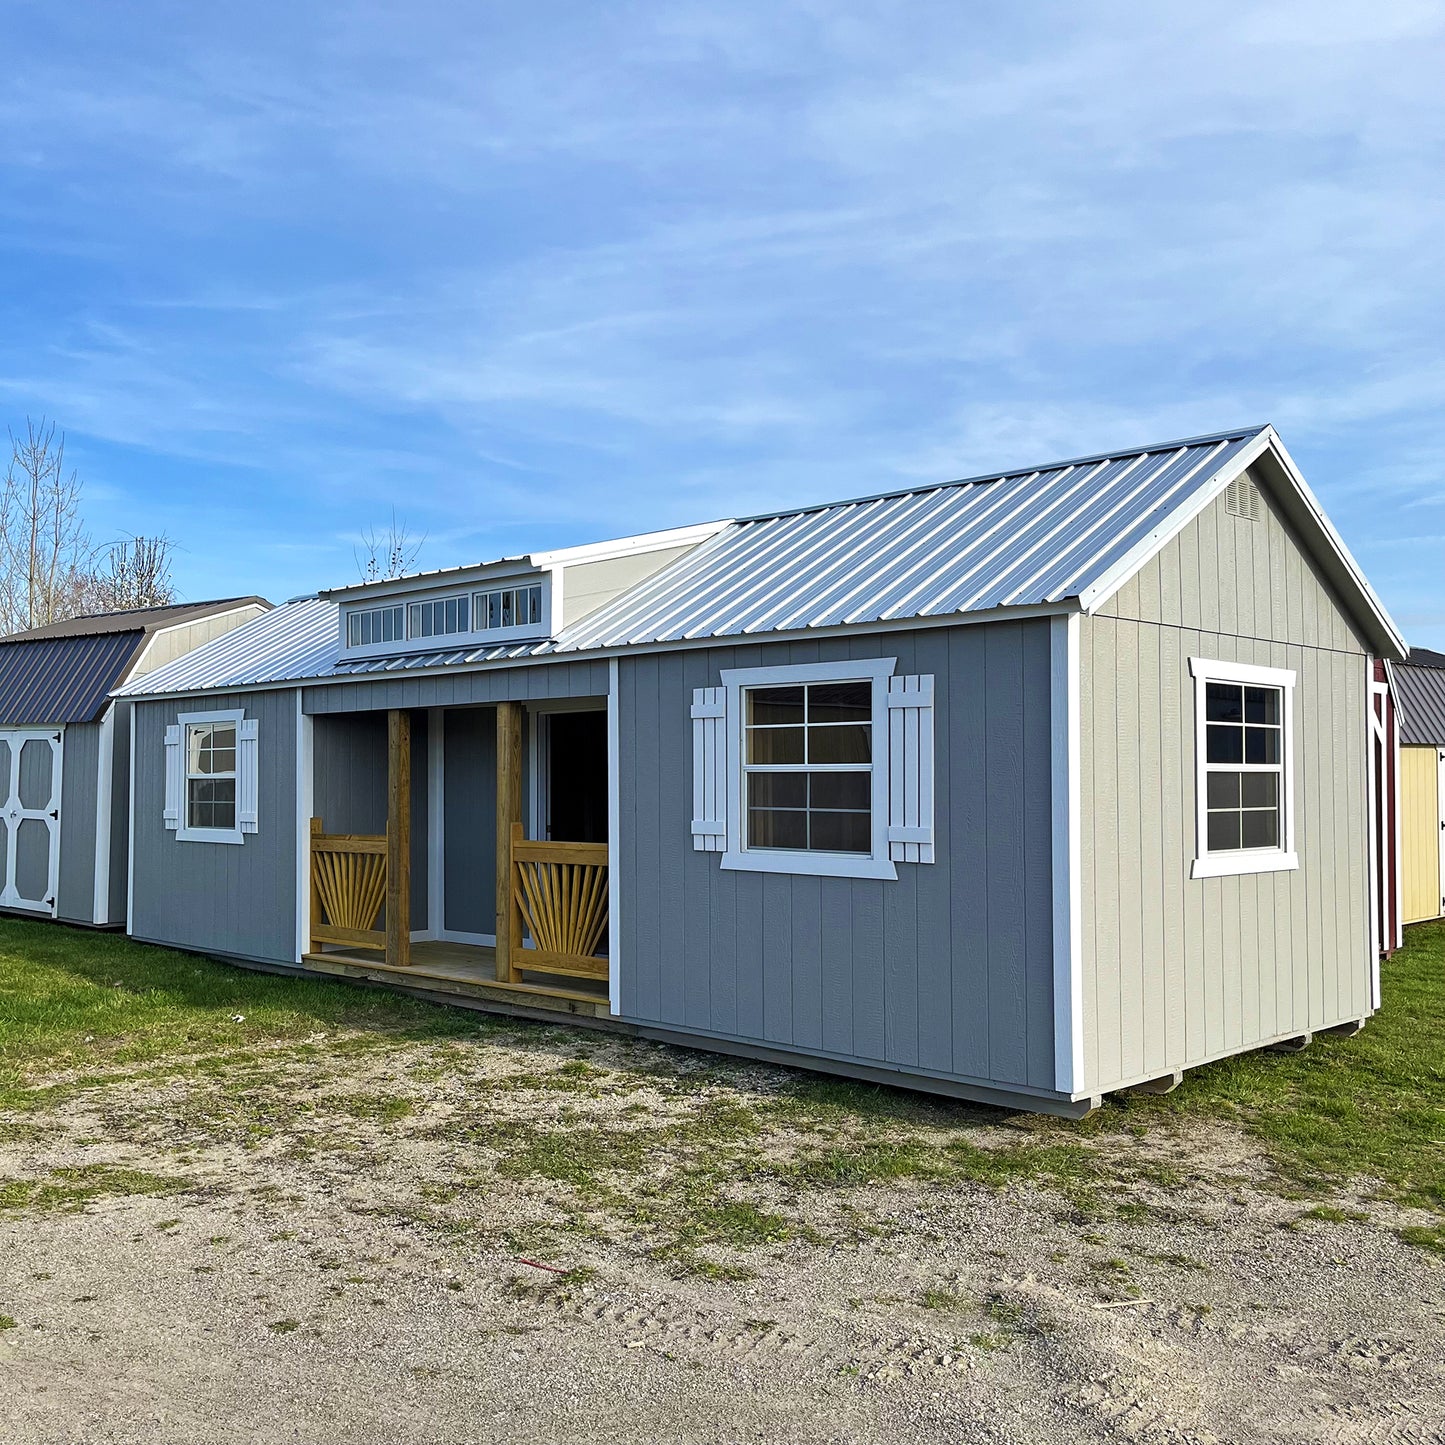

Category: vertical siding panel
[950, 627, 991, 1079]
[850, 882, 885, 1062]
[1079, 624, 1099, 1093]
[654, 654, 688, 1026]
[1158, 537, 1181, 628]
[984, 624, 1028, 1084]
[1158, 632, 1186, 1065]
[790, 874, 823, 1052]
[1216, 510, 1238, 638]
[763, 873, 794, 1044]
[820, 876, 855, 1057]
[1021, 622, 1055, 1088]
[1115, 618, 1145, 1081]
[1136, 623, 1168, 1076]
[1182, 630, 1208, 1064]
[915, 632, 954, 1075]
[632, 654, 664, 1022]
[1195, 505, 1220, 635]
[1091, 619, 1122, 1089]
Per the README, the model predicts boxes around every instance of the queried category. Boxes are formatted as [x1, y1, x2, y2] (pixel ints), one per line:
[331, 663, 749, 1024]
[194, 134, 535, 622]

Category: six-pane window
[186, 722, 237, 831]
[744, 681, 872, 854]
[1203, 681, 1283, 851]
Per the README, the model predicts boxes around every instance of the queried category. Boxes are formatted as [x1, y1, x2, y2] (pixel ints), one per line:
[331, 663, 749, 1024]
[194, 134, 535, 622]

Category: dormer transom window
[477, 582, 542, 632]
[340, 575, 551, 656]
[347, 604, 404, 648]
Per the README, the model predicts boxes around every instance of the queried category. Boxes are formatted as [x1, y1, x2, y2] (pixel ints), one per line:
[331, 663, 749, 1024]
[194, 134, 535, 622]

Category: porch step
[300, 951, 610, 1015]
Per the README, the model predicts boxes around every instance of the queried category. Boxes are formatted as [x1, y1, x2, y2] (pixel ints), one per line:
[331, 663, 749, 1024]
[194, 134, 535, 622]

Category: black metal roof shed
[1395, 647, 1445, 747]
[0, 598, 270, 726]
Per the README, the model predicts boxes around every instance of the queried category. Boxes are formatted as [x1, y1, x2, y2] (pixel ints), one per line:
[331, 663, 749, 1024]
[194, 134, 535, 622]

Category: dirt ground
[3, 1022, 1443, 1445]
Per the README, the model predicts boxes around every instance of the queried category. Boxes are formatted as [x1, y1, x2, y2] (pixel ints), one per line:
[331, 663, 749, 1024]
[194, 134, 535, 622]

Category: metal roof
[5, 597, 268, 642]
[1396, 650, 1445, 747]
[0, 631, 145, 725]
[558, 428, 1266, 648]
[116, 423, 1407, 698]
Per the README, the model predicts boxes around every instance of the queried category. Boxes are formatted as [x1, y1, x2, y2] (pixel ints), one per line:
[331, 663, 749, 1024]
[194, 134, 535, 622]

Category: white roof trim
[1077, 427, 1407, 659]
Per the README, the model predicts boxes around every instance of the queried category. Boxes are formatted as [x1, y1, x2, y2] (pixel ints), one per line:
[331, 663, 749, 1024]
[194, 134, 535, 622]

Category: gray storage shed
[0, 598, 269, 924]
[115, 426, 1405, 1114]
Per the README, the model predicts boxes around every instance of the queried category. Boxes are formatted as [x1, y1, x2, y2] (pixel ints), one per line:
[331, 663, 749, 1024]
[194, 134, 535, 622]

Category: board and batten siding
[616, 623, 1060, 1098]
[1082, 477, 1371, 1095]
[129, 690, 299, 965]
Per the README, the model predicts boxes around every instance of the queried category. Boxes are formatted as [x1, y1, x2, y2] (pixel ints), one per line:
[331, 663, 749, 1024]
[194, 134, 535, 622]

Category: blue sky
[1, 2, 1442, 642]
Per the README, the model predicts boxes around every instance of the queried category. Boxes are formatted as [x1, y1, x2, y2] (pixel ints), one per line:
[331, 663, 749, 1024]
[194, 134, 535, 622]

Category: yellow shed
[1394, 650, 1445, 925]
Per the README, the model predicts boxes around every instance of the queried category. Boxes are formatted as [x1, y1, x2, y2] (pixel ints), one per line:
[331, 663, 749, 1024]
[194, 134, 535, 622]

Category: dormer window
[340, 575, 550, 657]
[408, 595, 470, 639]
[347, 604, 404, 648]
[476, 583, 543, 632]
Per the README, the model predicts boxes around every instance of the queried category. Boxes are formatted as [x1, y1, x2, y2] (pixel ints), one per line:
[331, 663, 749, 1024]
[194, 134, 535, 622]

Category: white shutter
[690, 686, 727, 852]
[238, 718, 259, 834]
[887, 674, 935, 863]
[163, 724, 183, 830]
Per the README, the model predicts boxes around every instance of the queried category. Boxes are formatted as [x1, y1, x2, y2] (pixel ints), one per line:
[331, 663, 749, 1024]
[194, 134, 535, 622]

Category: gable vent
[1224, 474, 1262, 522]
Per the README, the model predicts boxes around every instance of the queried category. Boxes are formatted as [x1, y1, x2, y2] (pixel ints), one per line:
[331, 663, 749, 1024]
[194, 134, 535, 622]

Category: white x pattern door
[0, 728, 63, 916]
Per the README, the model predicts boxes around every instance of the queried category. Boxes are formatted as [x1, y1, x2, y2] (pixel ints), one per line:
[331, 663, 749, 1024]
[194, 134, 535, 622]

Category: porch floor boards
[300, 939, 611, 1018]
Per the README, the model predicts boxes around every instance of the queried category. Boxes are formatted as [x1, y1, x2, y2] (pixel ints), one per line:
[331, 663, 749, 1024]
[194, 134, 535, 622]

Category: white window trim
[719, 657, 897, 881]
[1188, 657, 1298, 879]
[177, 708, 246, 845]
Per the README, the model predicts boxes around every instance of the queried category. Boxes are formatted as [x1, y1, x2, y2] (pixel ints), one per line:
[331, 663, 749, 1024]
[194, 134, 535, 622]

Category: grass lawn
[1, 914, 1442, 1233]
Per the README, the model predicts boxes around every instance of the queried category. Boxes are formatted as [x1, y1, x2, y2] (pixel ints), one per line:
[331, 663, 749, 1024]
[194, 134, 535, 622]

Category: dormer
[326, 562, 554, 662]
[322, 520, 728, 664]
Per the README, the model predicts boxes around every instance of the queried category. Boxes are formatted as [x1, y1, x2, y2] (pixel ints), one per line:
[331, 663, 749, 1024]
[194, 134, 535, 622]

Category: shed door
[0, 728, 63, 916]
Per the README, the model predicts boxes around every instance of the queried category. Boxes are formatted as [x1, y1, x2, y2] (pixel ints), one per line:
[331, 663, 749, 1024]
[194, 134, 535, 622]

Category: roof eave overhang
[1076, 427, 1407, 661]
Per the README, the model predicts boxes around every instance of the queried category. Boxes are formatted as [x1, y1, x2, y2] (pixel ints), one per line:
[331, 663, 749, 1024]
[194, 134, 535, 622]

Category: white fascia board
[531, 520, 731, 568]
[1079, 427, 1408, 659]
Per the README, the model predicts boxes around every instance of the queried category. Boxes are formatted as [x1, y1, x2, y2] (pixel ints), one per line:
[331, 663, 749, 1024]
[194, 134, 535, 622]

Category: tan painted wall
[1401, 746, 1443, 924]
[1081, 473, 1372, 1094]
[559, 547, 694, 628]
[130, 604, 269, 679]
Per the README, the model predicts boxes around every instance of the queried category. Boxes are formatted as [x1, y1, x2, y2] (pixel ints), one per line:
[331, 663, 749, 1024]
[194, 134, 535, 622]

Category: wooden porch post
[386, 710, 412, 968]
[495, 700, 523, 983]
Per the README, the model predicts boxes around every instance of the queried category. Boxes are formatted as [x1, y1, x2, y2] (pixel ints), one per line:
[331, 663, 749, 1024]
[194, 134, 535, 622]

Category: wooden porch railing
[309, 816, 400, 960]
[504, 821, 608, 983]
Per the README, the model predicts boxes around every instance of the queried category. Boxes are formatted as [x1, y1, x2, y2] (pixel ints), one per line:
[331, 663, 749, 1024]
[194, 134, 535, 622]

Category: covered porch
[300, 697, 614, 1018]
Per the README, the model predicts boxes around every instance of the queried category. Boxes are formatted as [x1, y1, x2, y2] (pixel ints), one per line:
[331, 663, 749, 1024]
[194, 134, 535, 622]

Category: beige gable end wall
[1081, 469, 1371, 1095]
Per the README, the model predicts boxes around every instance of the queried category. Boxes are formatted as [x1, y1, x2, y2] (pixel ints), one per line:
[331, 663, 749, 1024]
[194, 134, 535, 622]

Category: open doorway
[543, 709, 608, 844]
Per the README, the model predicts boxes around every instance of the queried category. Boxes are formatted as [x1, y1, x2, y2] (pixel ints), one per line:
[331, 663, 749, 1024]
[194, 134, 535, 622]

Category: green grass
[1112, 921, 1445, 1211]
[0, 917, 475, 1093]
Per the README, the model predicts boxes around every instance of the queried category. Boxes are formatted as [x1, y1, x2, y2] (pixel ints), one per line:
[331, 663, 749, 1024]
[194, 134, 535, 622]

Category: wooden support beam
[495, 700, 524, 984]
[387, 710, 412, 968]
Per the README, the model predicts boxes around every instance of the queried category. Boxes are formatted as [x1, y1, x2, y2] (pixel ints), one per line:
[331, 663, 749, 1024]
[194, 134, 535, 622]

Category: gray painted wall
[303, 660, 608, 715]
[56, 720, 99, 924]
[107, 702, 132, 925]
[1081, 477, 1371, 1094]
[616, 623, 1060, 1096]
[311, 711, 429, 930]
[130, 689, 299, 965]
[442, 707, 498, 936]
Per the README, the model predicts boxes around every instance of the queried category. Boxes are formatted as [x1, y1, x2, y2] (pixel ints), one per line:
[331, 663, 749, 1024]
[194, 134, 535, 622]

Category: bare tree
[0, 418, 94, 632]
[82, 535, 179, 613]
[355, 511, 423, 583]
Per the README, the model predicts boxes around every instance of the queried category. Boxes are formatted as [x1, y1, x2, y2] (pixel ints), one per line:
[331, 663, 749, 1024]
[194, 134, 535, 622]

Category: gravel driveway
[3, 1024, 1442, 1444]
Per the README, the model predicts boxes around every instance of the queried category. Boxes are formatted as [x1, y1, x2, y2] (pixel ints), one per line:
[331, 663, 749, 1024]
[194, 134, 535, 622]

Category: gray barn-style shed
[115, 426, 1405, 1115]
[0, 599, 269, 925]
